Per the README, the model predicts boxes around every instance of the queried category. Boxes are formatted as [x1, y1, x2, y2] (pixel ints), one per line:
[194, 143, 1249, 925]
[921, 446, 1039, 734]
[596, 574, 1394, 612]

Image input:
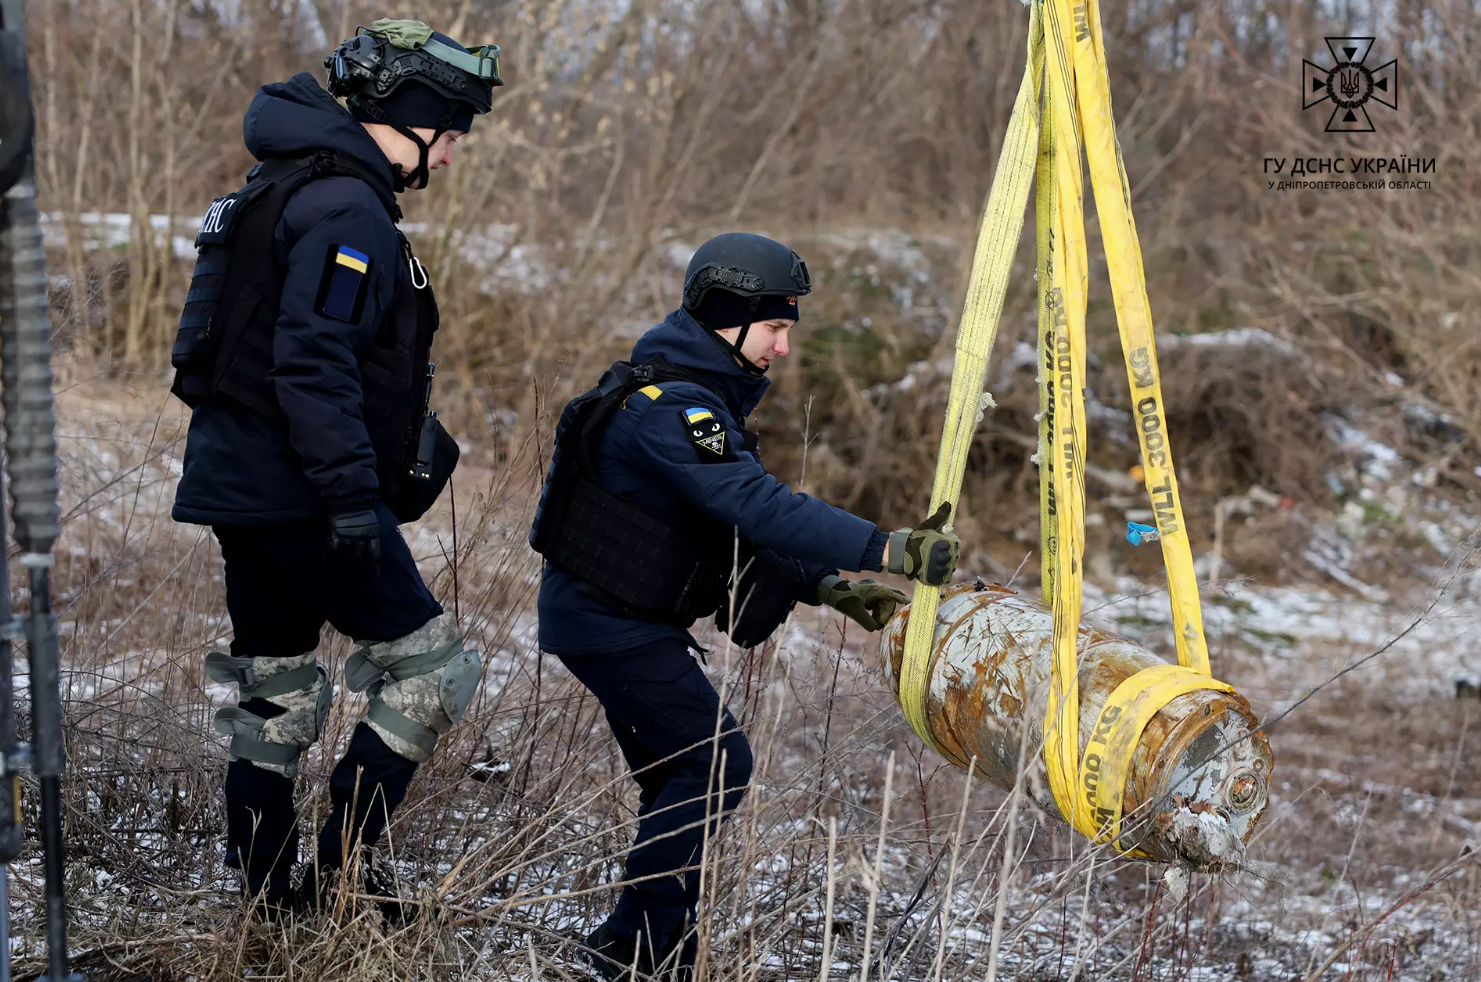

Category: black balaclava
[691, 289, 800, 374]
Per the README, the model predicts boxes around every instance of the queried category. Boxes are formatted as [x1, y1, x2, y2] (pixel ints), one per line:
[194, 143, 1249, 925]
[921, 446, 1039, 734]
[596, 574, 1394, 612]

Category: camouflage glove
[886, 502, 960, 586]
[817, 576, 910, 632]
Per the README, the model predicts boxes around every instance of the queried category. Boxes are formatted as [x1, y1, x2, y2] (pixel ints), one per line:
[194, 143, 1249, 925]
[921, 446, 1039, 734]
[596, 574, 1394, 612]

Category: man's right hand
[327, 508, 382, 579]
[886, 502, 960, 586]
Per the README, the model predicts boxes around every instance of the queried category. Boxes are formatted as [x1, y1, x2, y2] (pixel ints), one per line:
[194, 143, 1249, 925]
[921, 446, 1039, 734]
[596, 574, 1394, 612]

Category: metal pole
[0, 2, 80, 979]
[22, 566, 70, 982]
[0, 395, 17, 982]
[0, 365, 16, 982]
[0, 869, 10, 982]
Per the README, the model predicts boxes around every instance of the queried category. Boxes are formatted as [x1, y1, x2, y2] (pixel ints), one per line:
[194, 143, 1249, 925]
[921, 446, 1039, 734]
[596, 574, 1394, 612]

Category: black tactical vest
[171, 151, 457, 523]
[529, 360, 744, 627]
[531, 359, 810, 645]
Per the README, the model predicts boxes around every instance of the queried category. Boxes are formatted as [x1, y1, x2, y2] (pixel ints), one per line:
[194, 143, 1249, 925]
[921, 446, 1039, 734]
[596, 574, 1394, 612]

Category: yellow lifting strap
[896, 0, 1234, 854]
[897, 0, 1046, 764]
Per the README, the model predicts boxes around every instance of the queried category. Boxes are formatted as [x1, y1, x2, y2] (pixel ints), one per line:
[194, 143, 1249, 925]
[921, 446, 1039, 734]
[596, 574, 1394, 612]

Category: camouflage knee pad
[344, 613, 483, 763]
[206, 651, 332, 779]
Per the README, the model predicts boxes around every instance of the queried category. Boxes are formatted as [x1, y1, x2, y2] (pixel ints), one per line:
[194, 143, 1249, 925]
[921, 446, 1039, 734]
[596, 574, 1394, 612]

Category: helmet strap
[692, 311, 768, 377]
[732, 296, 769, 375]
[388, 123, 447, 191]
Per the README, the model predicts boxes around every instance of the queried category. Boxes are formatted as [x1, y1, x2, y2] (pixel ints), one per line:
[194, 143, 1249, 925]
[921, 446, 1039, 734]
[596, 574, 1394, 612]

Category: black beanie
[350, 79, 476, 133]
[692, 289, 800, 331]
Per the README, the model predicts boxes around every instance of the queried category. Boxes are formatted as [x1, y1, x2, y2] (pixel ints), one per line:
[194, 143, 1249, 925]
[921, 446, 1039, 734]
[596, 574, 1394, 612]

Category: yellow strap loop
[897, 2, 1045, 760]
[1081, 665, 1236, 848]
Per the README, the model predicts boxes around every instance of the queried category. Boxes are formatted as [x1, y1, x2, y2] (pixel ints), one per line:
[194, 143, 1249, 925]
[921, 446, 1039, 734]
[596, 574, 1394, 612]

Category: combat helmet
[326, 19, 503, 190]
[682, 232, 812, 375]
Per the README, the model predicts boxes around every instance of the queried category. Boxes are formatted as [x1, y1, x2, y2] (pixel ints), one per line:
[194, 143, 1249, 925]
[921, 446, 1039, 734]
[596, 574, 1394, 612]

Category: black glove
[817, 575, 910, 632]
[327, 508, 382, 580]
[886, 502, 960, 586]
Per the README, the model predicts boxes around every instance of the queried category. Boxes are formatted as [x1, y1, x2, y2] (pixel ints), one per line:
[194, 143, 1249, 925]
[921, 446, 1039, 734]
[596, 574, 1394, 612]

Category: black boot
[306, 725, 421, 923]
[231, 860, 295, 922]
[224, 759, 299, 916]
[579, 921, 691, 981]
[579, 923, 646, 981]
[296, 854, 413, 925]
[659, 919, 698, 982]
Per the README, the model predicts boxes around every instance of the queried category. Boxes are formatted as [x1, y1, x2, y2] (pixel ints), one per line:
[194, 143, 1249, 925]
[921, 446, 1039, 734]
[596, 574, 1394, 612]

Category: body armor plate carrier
[529, 360, 745, 628]
[170, 151, 457, 523]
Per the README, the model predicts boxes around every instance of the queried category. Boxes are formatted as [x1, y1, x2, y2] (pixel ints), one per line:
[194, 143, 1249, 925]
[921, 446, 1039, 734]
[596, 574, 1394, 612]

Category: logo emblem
[682, 407, 727, 458]
[692, 421, 726, 456]
[198, 196, 238, 236]
[1303, 37, 1398, 133]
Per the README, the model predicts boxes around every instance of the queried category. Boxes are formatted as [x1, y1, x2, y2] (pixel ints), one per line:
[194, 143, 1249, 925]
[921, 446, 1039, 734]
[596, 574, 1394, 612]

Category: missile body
[881, 583, 1271, 870]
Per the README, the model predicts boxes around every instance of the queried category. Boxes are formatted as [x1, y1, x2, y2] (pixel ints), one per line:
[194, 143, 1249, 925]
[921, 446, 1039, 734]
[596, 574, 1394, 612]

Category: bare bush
[35, 0, 1480, 528]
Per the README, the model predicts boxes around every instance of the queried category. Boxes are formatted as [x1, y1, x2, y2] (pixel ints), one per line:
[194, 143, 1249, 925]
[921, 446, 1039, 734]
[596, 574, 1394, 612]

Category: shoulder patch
[621, 384, 664, 410]
[681, 408, 729, 461]
[194, 194, 243, 246]
[316, 244, 372, 323]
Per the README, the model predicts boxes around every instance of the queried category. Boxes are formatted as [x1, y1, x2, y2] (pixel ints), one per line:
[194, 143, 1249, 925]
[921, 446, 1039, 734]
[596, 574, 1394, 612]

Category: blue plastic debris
[1126, 521, 1161, 546]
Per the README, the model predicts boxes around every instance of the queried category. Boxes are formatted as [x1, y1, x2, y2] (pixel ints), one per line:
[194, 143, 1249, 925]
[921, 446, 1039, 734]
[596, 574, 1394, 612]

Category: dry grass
[0, 374, 1476, 981]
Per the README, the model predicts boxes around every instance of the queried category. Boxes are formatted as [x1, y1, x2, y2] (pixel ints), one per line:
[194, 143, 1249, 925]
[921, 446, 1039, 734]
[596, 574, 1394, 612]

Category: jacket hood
[243, 72, 398, 204]
[631, 309, 771, 419]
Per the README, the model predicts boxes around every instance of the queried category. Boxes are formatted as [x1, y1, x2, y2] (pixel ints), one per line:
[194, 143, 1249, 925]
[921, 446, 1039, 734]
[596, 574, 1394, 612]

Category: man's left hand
[817, 575, 910, 632]
[326, 507, 383, 580]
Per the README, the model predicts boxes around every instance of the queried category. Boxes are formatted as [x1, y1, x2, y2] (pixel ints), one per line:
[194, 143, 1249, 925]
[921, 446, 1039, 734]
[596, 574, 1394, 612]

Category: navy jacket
[537, 309, 889, 655]
[172, 73, 405, 526]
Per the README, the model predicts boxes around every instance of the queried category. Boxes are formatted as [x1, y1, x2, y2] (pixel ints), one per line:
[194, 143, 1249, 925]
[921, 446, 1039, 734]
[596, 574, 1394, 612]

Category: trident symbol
[1303, 37, 1399, 132]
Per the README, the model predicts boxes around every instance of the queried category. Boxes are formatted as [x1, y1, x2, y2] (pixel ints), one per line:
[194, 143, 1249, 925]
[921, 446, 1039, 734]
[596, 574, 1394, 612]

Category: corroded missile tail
[881, 583, 1272, 870]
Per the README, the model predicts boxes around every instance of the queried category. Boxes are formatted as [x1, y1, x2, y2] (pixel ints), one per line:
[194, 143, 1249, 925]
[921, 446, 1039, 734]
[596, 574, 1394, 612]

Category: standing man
[531, 232, 961, 979]
[169, 20, 502, 914]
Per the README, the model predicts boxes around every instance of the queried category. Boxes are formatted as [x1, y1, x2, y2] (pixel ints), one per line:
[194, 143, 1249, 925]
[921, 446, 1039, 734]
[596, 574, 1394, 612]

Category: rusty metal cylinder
[881, 583, 1272, 869]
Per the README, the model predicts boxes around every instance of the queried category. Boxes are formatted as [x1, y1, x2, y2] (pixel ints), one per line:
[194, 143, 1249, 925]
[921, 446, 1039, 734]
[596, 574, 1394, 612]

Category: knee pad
[207, 651, 332, 779]
[344, 613, 483, 764]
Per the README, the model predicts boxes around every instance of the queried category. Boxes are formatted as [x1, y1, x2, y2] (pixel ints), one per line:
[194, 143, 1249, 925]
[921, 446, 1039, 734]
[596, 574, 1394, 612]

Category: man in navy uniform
[531, 232, 960, 978]
[169, 20, 501, 914]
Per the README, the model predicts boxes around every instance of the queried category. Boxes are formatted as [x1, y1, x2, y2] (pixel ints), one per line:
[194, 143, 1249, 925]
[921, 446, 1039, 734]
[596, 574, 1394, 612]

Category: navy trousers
[213, 502, 443, 897]
[556, 639, 754, 950]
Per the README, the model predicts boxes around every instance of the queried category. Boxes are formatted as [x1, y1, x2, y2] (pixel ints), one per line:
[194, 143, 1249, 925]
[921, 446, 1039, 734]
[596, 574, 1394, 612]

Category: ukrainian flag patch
[316, 245, 371, 323]
[684, 407, 714, 424]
